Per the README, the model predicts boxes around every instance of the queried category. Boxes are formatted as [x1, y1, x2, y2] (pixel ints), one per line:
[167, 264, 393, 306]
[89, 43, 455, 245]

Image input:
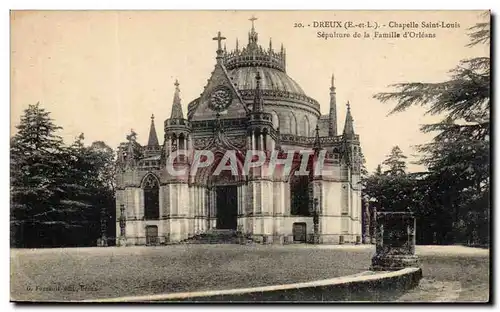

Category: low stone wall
[89, 267, 422, 302]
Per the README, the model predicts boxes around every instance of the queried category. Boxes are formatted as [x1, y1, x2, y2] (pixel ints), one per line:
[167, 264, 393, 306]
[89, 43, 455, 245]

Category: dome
[228, 66, 305, 95]
[188, 21, 321, 118]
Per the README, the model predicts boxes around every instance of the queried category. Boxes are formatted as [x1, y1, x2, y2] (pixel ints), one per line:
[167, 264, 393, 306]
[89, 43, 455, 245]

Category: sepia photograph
[9, 10, 490, 303]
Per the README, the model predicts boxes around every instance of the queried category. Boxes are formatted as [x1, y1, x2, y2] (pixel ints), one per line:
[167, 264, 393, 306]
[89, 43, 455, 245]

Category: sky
[10, 10, 489, 172]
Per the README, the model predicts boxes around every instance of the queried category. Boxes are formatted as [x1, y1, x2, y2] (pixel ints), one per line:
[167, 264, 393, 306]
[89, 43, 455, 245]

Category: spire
[343, 101, 355, 137]
[313, 124, 322, 151]
[329, 73, 338, 137]
[269, 37, 272, 52]
[170, 80, 184, 119]
[147, 114, 159, 146]
[236, 38, 239, 52]
[253, 71, 264, 112]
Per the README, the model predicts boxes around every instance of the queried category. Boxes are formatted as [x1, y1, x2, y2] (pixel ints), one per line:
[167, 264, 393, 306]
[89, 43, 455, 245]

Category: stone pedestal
[371, 212, 419, 271]
[362, 200, 371, 244]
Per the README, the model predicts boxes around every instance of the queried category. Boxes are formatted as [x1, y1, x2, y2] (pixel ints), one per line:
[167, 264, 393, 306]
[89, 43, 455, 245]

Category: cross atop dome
[249, 15, 257, 30]
[248, 15, 259, 47]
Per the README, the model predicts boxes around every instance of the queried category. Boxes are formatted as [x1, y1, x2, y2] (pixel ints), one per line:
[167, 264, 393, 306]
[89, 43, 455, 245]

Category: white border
[3, 1, 497, 312]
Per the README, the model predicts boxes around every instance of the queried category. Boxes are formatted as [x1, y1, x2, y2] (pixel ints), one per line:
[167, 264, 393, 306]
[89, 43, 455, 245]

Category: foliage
[368, 16, 490, 246]
[11, 103, 116, 247]
[382, 146, 407, 175]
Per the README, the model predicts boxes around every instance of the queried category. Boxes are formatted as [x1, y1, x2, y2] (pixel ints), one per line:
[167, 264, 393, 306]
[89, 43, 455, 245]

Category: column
[201, 186, 206, 232]
[167, 135, 172, 155]
[251, 131, 256, 150]
[199, 186, 203, 232]
[193, 186, 198, 234]
[188, 135, 193, 162]
[206, 188, 211, 230]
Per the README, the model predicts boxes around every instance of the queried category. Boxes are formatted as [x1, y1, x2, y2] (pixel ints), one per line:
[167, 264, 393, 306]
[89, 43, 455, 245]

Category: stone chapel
[115, 18, 363, 246]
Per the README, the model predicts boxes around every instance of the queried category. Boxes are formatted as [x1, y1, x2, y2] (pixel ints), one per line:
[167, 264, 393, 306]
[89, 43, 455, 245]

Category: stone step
[181, 229, 249, 244]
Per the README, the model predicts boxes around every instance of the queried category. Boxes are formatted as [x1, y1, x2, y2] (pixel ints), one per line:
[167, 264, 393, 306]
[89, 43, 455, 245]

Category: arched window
[271, 111, 280, 129]
[301, 116, 310, 136]
[281, 115, 291, 134]
[290, 173, 311, 216]
[333, 148, 340, 160]
[143, 174, 160, 220]
[171, 133, 177, 151]
[179, 133, 185, 150]
[290, 113, 297, 135]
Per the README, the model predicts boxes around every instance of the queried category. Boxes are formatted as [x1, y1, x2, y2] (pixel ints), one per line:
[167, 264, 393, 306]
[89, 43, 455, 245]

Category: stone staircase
[181, 229, 251, 244]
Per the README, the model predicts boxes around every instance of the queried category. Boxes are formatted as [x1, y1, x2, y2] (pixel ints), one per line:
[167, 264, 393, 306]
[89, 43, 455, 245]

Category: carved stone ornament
[209, 86, 233, 111]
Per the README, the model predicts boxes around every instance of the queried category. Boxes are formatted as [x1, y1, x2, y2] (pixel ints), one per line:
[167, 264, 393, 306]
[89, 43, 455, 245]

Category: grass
[10, 245, 371, 301]
[10, 244, 490, 302]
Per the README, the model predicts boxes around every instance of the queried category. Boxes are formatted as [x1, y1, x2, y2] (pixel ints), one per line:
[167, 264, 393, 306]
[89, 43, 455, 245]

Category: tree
[382, 146, 407, 175]
[11, 103, 117, 247]
[87, 140, 117, 245]
[359, 150, 369, 179]
[373, 15, 490, 245]
[10, 103, 66, 247]
[374, 164, 383, 176]
[54, 136, 117, 246]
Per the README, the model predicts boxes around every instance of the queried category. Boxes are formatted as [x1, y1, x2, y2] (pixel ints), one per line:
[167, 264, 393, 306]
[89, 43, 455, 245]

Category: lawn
[10, 244, 371, 302]
[10, 244, 490, 302]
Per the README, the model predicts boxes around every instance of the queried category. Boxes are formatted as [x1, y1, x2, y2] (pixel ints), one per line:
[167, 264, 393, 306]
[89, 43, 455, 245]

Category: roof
[228, 66, 305, 95]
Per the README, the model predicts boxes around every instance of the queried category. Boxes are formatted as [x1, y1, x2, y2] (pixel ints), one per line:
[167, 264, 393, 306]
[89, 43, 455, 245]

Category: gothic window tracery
[143, 174, 160, 220]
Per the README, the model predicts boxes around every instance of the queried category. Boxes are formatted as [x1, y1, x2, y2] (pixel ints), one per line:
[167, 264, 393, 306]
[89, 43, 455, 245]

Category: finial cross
[249, 15, 258, 29]
[212, 31, 226, 51]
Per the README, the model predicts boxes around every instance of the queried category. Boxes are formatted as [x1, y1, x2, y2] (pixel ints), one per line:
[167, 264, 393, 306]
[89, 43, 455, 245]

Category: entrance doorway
[293, 222, 307, 243]
[216, 186, 238, 230]
[146, 225, 158, 245]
